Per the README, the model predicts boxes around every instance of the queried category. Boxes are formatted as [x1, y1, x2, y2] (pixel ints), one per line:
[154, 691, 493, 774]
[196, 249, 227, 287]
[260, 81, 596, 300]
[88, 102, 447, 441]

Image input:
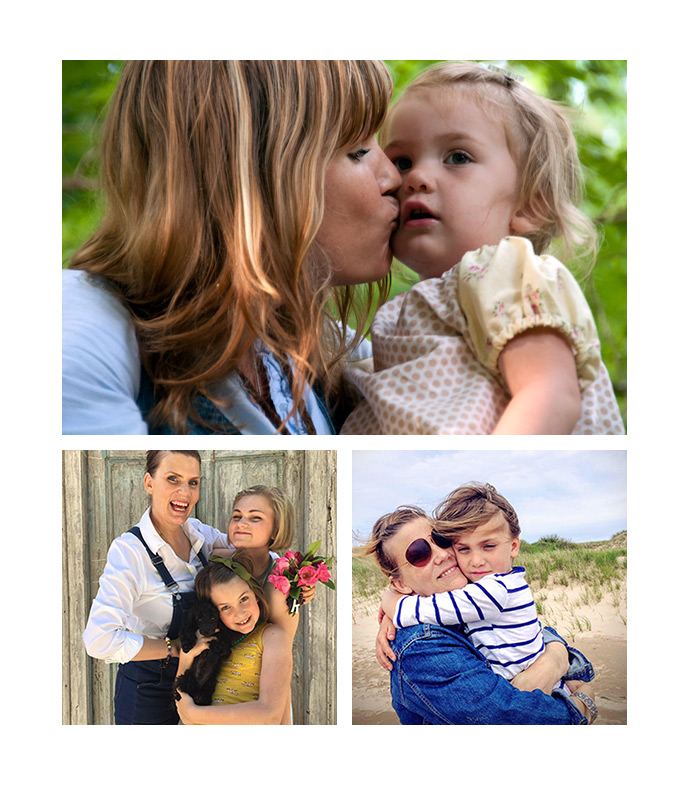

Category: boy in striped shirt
[381, 483, 591, 690]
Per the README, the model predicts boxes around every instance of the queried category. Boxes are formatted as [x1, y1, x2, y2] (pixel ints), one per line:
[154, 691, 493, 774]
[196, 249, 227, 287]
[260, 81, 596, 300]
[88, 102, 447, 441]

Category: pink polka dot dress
[341, 237, 625, 435]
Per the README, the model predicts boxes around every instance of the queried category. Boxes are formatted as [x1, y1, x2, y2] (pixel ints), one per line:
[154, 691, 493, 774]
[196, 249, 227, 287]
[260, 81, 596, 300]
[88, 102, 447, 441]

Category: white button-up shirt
[83, 508, 230, 664]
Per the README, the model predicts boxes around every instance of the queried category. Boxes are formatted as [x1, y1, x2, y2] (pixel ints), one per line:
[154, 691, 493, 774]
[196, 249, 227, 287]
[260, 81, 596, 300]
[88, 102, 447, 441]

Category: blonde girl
[214, 485, 316, 637]
[342, 61, 624, 435]
[63, 61, 400, 435]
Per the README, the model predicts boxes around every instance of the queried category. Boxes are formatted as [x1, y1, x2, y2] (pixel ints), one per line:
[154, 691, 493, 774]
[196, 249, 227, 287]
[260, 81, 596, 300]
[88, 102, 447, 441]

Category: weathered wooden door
[63, 449, 336, 725]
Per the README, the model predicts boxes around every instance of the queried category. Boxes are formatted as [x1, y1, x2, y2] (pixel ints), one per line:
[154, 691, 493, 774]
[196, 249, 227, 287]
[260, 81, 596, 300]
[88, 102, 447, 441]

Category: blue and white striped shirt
[394, 566, 546, 681]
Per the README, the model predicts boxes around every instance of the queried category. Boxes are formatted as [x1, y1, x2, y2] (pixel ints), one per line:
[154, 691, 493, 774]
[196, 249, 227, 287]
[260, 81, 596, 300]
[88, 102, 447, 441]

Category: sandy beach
[352, 577, 627, 725]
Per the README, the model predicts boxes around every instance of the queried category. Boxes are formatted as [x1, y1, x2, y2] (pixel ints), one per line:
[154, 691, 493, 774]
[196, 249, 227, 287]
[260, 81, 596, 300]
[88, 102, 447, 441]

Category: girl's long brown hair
[71, 61, 392, 433]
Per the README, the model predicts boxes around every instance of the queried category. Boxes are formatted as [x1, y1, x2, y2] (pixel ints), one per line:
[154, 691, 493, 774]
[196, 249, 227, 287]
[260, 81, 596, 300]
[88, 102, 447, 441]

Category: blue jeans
[542, 626, 596, 682]
[114, 659, 180, 725]
[389, 623, 587, 725]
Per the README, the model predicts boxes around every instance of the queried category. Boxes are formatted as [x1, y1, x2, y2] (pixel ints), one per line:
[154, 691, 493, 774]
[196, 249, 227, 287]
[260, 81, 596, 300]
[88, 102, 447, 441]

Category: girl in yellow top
[342, 61, 624, 436]
[176, 556, 292, 724]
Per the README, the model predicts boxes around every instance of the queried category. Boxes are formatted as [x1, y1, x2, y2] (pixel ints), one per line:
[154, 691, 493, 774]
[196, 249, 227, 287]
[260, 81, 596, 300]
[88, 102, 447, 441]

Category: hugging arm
[511, 641, 569, 693]
[494, 329, 581, 435]
[176, 626, 292, 724]
[391, 578, 510, 628]
[376, 578, 510, 669]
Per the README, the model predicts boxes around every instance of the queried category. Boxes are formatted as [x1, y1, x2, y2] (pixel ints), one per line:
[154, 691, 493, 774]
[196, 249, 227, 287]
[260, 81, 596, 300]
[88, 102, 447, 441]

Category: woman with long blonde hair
[63, 60, 400, 434]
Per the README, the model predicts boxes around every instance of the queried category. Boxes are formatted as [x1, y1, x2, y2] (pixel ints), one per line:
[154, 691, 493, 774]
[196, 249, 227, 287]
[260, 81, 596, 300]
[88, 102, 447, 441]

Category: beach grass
[352, 531, 627, 602]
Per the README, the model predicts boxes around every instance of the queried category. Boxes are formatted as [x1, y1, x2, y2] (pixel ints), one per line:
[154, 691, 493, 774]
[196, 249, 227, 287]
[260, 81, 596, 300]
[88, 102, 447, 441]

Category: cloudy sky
[351, 449, 626, 545]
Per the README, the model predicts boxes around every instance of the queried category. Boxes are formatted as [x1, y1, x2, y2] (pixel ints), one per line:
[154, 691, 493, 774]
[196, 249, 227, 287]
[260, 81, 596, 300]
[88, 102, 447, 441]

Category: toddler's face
[385, 88, 528, 279]
[451, 511, 520, 583]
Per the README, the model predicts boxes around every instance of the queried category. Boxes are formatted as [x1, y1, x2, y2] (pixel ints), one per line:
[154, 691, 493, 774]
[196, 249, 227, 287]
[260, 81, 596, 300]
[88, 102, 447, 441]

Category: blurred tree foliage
[62, 60, 626, 423]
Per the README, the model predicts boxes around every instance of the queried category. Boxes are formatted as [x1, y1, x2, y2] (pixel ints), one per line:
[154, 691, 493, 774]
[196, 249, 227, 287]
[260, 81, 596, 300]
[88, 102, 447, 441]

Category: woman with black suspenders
[83, 450, 231, 724]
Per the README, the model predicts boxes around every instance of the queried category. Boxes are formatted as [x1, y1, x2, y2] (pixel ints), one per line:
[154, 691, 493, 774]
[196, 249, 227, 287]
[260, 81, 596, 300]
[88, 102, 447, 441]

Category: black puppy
[174, 599, 236, 706]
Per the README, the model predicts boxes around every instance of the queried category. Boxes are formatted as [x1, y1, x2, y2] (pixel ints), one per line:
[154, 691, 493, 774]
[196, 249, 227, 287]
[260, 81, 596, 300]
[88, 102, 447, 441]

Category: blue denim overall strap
[127, 526, 208, 640]
[542, 626, 596, 683]
[135, 363, 242, 435]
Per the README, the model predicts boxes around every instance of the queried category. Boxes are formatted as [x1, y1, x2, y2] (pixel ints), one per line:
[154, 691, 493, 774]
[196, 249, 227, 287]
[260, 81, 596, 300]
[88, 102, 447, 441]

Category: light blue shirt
[62, 270, 371, 435]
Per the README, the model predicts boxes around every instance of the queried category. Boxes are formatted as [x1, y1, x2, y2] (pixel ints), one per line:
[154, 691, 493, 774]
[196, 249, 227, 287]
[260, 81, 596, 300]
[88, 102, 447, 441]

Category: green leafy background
[62, 60, 626, 424]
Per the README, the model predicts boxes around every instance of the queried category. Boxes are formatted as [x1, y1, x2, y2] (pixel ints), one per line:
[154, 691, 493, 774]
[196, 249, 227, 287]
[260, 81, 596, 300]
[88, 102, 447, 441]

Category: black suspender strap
[128, 525, 208, 641]
[128, 526, 179, 592]
[128, 526, 208, 574]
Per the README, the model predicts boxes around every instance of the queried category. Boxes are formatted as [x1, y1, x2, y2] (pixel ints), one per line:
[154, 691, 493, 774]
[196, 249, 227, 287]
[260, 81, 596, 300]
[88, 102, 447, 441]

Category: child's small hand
[179, 631, 216, 671]
[375, 614, 397, 671]
[175, 690, 197, 723]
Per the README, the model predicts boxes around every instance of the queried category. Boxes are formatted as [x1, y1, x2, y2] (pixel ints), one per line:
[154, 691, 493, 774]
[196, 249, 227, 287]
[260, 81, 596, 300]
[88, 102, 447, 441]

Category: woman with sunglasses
[360, 505, 596, 724]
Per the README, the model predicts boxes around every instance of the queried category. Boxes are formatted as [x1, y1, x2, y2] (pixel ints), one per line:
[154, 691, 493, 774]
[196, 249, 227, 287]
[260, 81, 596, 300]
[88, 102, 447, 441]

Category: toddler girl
[341, 61, 624, 435]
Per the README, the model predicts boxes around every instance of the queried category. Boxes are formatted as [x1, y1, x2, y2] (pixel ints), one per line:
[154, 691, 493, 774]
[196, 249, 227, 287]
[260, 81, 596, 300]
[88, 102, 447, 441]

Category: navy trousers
[114, 658, 181, 725]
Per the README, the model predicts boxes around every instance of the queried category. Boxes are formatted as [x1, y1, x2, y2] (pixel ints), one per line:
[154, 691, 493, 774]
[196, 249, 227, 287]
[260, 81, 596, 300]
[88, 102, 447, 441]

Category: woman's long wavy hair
[70, 60, 393, 433]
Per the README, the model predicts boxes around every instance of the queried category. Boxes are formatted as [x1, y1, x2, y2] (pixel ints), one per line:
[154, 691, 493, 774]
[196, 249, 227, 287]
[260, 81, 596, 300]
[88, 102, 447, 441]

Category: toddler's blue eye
[447, 151, 470, 165]
[394, 156, 412, 172]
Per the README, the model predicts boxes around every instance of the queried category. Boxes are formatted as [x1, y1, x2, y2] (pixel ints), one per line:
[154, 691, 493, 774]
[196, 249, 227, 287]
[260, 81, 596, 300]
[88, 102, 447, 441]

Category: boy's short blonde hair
[383, 61, 597, 266]
[434, 482, 520, 539]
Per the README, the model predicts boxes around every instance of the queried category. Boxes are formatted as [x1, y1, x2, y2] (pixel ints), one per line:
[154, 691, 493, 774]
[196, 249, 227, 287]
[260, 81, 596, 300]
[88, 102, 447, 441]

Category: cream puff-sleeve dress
[341, 237, 624, 435]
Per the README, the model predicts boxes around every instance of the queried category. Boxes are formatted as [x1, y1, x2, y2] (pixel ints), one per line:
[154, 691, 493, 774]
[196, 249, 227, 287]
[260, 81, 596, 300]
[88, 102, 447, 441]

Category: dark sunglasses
[400, 531, 453, 569]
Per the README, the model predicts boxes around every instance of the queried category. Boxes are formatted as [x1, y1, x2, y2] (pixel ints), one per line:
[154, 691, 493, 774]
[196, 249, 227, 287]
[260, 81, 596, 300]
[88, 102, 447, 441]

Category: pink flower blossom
[268, 572, 290, 595]
[297, 565, 319, 587]
[316, 563, 331, 583]
[274, 557, 290, 574]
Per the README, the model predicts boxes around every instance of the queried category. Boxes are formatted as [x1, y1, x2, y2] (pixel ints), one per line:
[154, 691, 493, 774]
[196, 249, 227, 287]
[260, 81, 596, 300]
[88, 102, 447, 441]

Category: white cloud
[352, 449, 626, 544]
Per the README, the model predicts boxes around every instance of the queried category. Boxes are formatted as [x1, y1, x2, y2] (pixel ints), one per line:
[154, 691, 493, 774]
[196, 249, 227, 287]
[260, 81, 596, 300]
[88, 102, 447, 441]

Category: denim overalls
[113, 527, 208, 725]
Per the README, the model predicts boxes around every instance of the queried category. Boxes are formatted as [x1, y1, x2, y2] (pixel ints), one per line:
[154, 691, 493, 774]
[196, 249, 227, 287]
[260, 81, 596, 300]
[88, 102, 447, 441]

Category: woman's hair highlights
[358, 504, 431, 580]
[71, 61, 393, 432]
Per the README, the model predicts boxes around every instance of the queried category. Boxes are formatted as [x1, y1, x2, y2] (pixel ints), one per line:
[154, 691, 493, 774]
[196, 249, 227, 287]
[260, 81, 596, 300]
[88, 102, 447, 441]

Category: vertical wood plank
[63, 450, 91, 724]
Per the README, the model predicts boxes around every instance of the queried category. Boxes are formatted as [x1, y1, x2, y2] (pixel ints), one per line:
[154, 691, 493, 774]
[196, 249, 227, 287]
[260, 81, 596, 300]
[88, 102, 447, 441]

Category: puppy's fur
[174, 600, 236, 706]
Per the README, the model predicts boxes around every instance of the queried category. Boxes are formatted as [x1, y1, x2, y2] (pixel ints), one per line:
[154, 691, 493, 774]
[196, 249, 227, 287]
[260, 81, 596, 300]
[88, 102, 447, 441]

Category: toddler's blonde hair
[382, 61, 597, 267]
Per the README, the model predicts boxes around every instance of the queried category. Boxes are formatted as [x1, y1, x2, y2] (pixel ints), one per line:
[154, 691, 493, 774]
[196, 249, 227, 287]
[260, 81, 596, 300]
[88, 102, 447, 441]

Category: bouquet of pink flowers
[267, 540, 335, 614]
